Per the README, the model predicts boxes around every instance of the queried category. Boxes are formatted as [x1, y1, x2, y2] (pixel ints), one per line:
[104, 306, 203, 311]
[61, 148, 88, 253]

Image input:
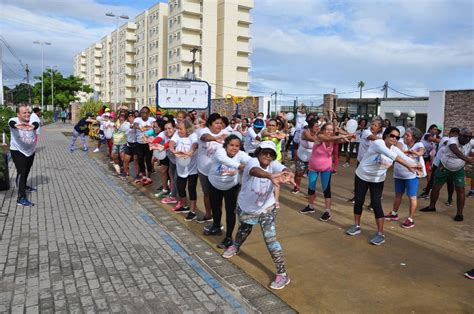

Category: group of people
[67, 103, 474, 285]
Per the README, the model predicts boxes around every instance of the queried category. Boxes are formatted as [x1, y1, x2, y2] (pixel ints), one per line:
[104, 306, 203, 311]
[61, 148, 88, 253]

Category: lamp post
[105, 12, 129, 107]
[47, 65, 57, 111]
[33, 41, 52, 111]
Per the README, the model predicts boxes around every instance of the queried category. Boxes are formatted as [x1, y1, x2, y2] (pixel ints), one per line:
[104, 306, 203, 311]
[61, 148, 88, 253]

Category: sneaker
[275, 202, 280, 209]
[269, 274, 291, 290]
[419, 192, 430, 199]
[25, 186, 37, 193]
[342, 162, 350, 168]
[154, 190, 169, 198]
[196, 215, 213, 224]
[384, 212, 399, 221]
[113, 164, 121, 175]
[184, 212, 197, 221]
[319, 211, 331, 222]
[83, 147, 88, 152]
[175, 206, 190, 214]
[445, 201, 452, 207]
[161, 196, 177, 204]
[401, 218, 415, 229]
[203, 226, 223, 236]
[17, 197, 34, 207]
[464, 269, 474, 279]
[348, 196, 355, 203]
[299, 205, 315, 214]
[172, 201, 186, 212]
[217, 237, 233, 249]
[69, 148, 75, 153]
[467, 190, 474, 198]
[93, 148, 100, 153]
[370, 233, 385, 246]
[291, 186, 300, 194]
[454, 214, 464, 222]
[346, 224, 361, 236]
[420, 206, 436, 212]
[222, 245, 240, 259]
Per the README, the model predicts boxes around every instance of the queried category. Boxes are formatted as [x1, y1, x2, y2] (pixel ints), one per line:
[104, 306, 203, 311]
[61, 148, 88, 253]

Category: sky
[1, 0, 473, 105]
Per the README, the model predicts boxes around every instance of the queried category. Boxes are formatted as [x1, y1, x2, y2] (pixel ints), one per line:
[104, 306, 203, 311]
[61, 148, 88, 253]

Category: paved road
[0, 123, 294, 313]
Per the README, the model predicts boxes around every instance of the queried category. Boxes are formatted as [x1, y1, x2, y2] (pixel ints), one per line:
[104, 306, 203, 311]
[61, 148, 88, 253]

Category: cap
[156, 111, 161, 115]
[253, 118, 264, 129]
[102, 112, 110, 117]
[258, 141, 277, 153]
[105, 108, 111, 112]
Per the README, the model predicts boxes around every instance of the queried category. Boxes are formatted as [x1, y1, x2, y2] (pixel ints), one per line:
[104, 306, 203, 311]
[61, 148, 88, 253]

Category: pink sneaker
[172, 201, 185, 211]
[269, 274, 291, 290]
[161, 196, 177, 204]
[384, 212, 399, 221]
[401, 218, 415, 229]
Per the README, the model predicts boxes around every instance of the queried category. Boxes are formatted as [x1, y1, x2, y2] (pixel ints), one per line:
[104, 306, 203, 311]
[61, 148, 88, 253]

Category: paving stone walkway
[0, 123, 294, 313]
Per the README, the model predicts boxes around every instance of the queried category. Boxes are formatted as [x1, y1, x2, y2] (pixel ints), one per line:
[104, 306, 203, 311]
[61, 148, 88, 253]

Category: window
[169, 19, 173, 28]
[177, 32, 180, 40]
[176, 48, 180, 56]
[176, 64, 180, 73]
[168, 66, 172, 74]
[169, 50, 172, 59]
[177, 15, 181, 24]
[169, 35, 172, 44]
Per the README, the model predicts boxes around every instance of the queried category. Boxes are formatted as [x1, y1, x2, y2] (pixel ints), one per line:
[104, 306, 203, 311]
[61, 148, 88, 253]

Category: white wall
[426, 90, 445, 130]
[379, 99, 428, 118]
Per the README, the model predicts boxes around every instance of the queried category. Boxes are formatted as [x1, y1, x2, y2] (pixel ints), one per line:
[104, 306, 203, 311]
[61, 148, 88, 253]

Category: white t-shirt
[357, 129, 382, 162]
[237, 158, 286, 214]
[356, 139, 410, 183]
[102, 120, 115, 139]
[244, 127, 262, 153]
[208, 147, 251, 191]
[9, 117, 37, 157]
[295, 111, 307, 129]
[30, 112, 41, 135]
[174, 132, 198, 177]
[134, 117, 156, 144]
[297, 130, 314, 162]
[167, 131, 178, 163]
[433, 136, 450, 167]
[393, 141, 424, 179]
[441, 137, 472, 171]
[197, 127, 228, 175]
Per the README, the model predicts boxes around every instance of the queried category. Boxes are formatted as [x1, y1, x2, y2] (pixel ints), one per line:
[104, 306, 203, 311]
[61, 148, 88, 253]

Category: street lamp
[47, 65, 57, 111]
[33, 41, 52, 111]
[105, 12, 129, 107]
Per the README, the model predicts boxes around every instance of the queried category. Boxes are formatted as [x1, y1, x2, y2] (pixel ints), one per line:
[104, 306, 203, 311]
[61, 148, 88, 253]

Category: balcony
[181, 33, 201, 47]
[125, 32, 136, 42]
[125, 68, 134, 76]
[181, 16, 201, 31]
[125, 55, 134, 65]
[94, 69, 101, 76]
[125, 78, 134, 87]
[237, 11, 252, 25]
[236, 57, 251, 68]
[237, 25, 251, 39]
[182, 2, 202, 17]
[238, 0, 254, 10]
[125, 90, 134, 100]
[94, 60, 101, 67]
[237, 44, 252, 54]
[94, 78, 101, 85]
[125, 43, 135, 54]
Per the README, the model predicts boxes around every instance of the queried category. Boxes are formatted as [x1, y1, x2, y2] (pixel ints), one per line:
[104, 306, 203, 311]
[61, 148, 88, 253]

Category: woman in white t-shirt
[169, 120, 199, 221]
[385, 127, 425, 229]
[133, 107, 156, 184]
[197, 113, 228, 223]
[345, 126, 421, 246]
[292, 120, 319, 194]
[205, 135, 251, 249]
[222, 141, 296, 290]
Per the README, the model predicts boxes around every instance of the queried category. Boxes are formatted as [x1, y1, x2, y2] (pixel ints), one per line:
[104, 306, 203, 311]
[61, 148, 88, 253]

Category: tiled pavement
[0, 123, 295, 313]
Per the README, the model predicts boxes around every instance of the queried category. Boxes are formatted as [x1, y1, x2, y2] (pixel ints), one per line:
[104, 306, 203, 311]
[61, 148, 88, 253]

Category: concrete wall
[443, 90, 474, 133]
[426, 90, 445, 132]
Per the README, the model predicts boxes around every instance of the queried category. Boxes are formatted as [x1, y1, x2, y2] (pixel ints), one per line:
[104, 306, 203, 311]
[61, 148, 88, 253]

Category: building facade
[73, 0, 253, 107]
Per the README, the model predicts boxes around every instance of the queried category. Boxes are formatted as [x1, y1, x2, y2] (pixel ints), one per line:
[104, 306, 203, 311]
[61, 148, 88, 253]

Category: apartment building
[135, 3, 168, 107]
[73, 0, 253, 106]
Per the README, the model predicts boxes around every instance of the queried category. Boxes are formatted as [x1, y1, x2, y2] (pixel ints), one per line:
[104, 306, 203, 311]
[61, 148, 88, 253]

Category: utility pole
[190, 47, 199, 79]
[382, 81, 388, 99]
[25, 64, 31, 105]
[271, 91, 278, 117]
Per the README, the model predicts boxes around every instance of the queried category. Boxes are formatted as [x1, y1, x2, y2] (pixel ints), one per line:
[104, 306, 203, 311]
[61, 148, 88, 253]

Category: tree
[33, 69, 92, 110]
[357, 81, 365, 99]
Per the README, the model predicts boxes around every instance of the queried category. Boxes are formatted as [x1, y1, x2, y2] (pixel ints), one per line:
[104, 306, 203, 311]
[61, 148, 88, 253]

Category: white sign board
[156, 79, 210, 110]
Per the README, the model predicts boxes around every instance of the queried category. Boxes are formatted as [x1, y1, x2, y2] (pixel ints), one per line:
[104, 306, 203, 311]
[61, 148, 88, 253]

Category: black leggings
[425, 165, 454, 201]
[209, 183, 240, 237]
[136, 143, 153, 176]
[354, 175, 385, 219]
[177, 174, 198, 201]
[11, 150, 35, 200]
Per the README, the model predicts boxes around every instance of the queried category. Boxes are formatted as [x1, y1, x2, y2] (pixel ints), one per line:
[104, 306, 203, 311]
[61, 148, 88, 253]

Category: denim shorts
[112, 144, 126, 154]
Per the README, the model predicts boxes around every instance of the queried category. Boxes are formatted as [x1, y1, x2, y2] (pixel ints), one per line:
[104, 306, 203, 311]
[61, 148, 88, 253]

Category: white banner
[156, 79, 210, 110]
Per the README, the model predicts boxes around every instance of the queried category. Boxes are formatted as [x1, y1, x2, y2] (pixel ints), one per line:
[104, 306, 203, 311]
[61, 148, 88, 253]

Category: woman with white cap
[222, 141, 296, 290]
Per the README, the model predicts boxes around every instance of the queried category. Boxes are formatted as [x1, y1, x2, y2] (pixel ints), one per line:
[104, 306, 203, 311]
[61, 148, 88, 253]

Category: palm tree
[357, 81, 365, 99]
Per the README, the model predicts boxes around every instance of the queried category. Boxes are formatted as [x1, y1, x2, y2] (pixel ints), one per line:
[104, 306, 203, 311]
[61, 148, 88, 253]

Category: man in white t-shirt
[9, 104, 40, 207]
[421, 128, 474, 221]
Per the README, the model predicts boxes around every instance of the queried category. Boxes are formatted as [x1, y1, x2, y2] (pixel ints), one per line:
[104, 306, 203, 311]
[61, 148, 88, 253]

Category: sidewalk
[0, 123, 294, 313]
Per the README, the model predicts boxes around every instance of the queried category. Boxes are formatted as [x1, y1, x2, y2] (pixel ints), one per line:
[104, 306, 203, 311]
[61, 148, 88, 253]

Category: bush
[79, 100, 105, 118]
[0, 106, 16, 137]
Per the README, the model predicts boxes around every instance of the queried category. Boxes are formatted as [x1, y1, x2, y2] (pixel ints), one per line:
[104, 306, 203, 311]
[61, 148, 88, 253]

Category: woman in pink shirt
[300, 122, 353, 221]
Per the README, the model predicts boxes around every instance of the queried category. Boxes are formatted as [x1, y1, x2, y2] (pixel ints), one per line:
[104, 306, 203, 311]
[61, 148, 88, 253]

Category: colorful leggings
[234, 206, 286, 274]
[307, 170, 332, 198]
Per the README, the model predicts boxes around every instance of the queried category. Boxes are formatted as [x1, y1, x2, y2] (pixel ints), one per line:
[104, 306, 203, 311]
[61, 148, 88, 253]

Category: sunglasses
[389, 134, 400, 140]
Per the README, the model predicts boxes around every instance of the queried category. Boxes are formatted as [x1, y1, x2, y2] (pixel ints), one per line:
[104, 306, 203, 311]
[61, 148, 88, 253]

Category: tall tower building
[135, 3, 168, 108]
[99, 35, 112, 103]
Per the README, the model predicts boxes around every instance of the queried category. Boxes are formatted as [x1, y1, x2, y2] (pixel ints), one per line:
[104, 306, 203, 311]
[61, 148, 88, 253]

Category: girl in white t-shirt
[293, 120, 319, 194]
[205, 135, 251, 249]
[346, 126, 421, 246]
[385, 127, 426, 229]
[222, 141, 296, 290]
[169, 120, 199, 221]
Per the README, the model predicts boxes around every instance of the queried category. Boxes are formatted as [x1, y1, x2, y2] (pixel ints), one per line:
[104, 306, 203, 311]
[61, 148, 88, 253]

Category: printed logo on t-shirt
[216, 164, 238, 176]
[19, 129, 35, 145]
[374, 154, 393, 169]
[250, 178, 271, 206]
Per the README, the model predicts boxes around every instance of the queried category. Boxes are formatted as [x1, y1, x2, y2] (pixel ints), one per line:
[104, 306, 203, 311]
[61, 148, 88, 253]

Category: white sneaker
[93, 148, 100, 153]
[343, 162, 350, 168]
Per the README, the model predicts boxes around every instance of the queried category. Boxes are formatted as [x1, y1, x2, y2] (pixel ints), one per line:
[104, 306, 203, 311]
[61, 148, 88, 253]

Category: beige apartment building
[135, 3, 168, 108]
[73, 0, 253, 106]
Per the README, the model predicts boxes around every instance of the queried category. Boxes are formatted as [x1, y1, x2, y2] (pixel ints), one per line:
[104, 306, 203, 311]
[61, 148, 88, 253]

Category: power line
[0, 35, 25, 70]
[387, 86, 422, 98]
